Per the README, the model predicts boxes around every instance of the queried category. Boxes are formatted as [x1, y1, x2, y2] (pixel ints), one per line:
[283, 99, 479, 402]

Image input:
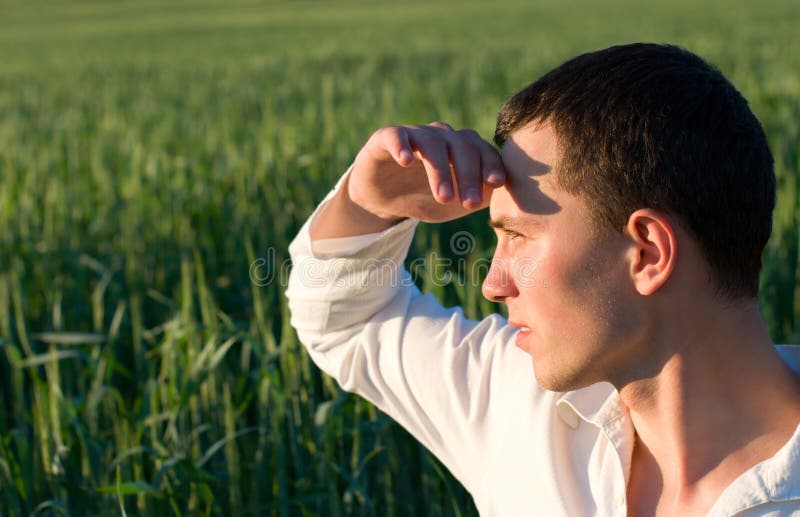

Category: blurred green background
[1, 0, 798, 515]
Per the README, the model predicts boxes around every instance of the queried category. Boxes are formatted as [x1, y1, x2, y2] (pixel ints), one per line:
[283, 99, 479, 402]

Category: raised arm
[287, 123, 533, 495]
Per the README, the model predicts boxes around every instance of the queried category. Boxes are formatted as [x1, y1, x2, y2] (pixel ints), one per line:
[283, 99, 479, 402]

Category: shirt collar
[555, 345, 800, 430]
[556, 382, 636, 485]
[554, 346, 800, 512]
[556, 381, 620, 429]
[707, 422, 800, 515]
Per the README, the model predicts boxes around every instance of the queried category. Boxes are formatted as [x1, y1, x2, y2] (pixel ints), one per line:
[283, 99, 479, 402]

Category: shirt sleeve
[285, 168, 524, 495]
[312, 233, 384, 258]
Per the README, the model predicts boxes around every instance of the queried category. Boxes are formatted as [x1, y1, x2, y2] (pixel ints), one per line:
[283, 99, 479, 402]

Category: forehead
[489, 124, 564, 221]
[503, 123, 561, 171]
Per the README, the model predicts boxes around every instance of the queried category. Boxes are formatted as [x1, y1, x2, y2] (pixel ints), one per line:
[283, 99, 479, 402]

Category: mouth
[508, 320, 530, 331]
[509, 320, 532, 351]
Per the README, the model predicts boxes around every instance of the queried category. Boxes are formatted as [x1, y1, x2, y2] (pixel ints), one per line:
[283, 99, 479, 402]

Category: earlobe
[626, 209, 677, 296]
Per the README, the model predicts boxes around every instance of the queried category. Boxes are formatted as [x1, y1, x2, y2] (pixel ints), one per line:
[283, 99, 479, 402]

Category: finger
[408, 130, 455, 203]
[447, 132, 484, 209]
[390, 127, 415, 166]
[466, 131, 506, 187]
[370, 126, 414, 166]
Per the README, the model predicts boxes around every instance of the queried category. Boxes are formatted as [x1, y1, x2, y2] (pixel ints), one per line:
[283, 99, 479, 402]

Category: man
[286, 44, 800, 515]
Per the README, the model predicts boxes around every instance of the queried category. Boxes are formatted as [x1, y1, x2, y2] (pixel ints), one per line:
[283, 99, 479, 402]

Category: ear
[625, 209, 677, 296]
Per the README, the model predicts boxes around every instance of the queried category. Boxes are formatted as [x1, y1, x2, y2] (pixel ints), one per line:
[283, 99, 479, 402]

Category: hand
[348, 122, 506, 223]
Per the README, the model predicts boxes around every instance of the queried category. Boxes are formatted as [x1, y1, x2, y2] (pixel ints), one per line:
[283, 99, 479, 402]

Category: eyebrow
[487, 215, 542, 232]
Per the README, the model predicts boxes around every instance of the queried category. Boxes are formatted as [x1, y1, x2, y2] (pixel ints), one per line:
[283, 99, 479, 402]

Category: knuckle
[373, 125, 395, 140]
[380, 125, 409, 146]
[429, 121, 453, 131]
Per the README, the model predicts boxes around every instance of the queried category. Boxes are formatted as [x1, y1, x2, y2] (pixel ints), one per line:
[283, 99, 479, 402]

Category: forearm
[286, 171, 420, 334]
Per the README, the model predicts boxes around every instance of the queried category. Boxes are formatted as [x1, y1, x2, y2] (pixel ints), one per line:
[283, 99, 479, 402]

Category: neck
[616, 301, 800, 505]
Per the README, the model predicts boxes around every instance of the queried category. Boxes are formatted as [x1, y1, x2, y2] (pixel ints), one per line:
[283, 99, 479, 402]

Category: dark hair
[494, 43, 775, 300]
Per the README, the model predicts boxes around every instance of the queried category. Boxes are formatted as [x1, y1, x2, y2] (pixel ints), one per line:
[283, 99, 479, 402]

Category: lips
[509, 320, 531, 351]
[508, 320, 529, 330]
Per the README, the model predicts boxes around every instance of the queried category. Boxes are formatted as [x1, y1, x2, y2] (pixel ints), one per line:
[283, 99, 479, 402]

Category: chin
[532, 360, 598, 393]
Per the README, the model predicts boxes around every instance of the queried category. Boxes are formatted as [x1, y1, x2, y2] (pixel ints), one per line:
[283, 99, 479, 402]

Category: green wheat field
[1, 0, 798, 514]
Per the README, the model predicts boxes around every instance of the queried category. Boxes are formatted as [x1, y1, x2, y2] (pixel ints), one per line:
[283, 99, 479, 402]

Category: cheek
[508, 251, 544, 292]
[561, 246, 634, 342]
[526, 243, 612, 336]
[515, 250, 576, 326]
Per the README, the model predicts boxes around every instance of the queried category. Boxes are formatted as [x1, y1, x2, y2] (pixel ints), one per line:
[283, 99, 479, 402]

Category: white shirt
[286, 175, 800, 516]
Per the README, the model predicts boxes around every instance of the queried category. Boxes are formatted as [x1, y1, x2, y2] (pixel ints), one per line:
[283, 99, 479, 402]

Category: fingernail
[438, 183, 454, 200]
[466, 188, 481, 204]
[487, 171, 504, 184]
[399, 149, 413, 163]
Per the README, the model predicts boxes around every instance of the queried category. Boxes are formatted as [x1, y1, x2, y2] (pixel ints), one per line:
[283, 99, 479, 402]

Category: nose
[482, 253, 519, 302]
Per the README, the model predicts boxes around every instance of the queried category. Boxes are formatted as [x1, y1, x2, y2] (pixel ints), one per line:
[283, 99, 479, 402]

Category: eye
[490, 226, 526, 244]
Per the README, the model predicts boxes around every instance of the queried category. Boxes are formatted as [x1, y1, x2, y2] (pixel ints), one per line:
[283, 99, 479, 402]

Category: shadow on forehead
[502, 139, 561, 216]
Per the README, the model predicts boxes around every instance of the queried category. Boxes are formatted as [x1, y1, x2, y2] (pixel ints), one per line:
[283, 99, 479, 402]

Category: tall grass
[1, 0, 799, 514]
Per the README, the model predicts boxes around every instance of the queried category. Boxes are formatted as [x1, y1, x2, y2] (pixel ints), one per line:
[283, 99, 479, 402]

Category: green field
[1, 0, 799, 514]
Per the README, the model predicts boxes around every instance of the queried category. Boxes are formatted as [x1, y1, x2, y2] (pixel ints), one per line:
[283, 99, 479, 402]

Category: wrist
[310, 176, 404, 240]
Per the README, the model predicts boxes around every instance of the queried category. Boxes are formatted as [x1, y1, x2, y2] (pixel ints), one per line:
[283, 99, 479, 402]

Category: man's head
[483, 44, 776, 390]
[494, 43, 775, 300]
